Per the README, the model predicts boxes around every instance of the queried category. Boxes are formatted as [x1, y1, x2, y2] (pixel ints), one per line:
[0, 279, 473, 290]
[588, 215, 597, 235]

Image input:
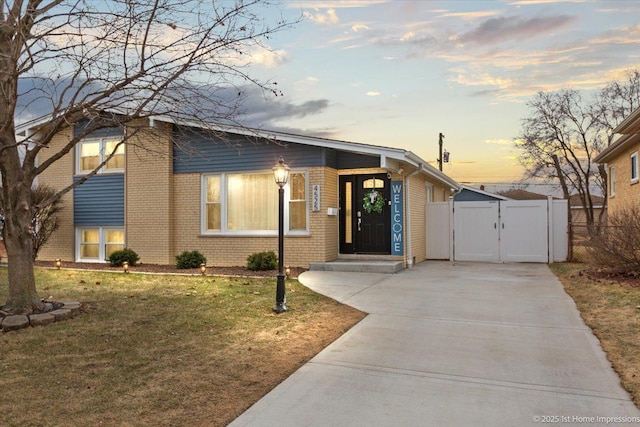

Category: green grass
[0, 267, 365, 427]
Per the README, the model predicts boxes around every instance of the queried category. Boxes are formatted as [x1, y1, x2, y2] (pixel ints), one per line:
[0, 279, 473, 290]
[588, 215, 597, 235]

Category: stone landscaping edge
[0, 301, 82, 332]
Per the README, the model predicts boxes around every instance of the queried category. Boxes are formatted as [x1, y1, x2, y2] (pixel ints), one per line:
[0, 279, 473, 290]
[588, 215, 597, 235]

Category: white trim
[609, 165, 616, 197]
[75, 137, 125, 175]
[201, 169, 310, 236]
[631, 151, 639, 184]
[76, 226, 125, 262]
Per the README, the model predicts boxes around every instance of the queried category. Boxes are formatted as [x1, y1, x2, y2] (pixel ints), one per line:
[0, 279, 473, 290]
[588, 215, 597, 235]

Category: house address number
[312, 185, 321, 211]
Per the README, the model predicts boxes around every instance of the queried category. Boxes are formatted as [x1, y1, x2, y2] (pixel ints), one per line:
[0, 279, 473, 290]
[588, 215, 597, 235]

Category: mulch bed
[33, 261, 307, 279]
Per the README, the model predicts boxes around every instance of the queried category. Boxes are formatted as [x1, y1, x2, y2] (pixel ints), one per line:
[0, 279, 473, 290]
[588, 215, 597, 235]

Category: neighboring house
[497, 189, 550, 201]
[17, 116, 459, 268]
[569, 194, 606, 225]
[594, 106, 640, 215]
[454, 185, 510, 202]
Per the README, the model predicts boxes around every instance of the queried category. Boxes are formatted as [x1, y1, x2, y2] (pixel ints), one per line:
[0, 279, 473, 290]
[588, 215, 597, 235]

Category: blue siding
[172, 128, 381, 173]
[74, 175, 125, 226]
[74, 120, 124, 139]
[173, 129, 327, 173]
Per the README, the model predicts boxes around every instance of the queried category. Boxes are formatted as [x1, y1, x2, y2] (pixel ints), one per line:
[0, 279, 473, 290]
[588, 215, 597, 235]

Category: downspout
[404, 164, 422, 268]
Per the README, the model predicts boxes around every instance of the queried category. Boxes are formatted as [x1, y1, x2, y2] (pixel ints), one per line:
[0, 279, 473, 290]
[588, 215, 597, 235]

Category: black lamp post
[272, 157, 290, 313]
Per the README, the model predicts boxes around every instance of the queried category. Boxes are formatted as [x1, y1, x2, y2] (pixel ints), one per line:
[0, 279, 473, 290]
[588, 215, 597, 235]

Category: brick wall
[172, 166, 340, 268]
[125, 121, 175, 264]
[36, 127, 76, 262]
[607, 142, 640, 216]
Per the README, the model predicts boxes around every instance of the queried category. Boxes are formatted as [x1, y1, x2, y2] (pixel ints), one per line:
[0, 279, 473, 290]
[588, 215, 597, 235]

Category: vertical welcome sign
[391, 181, 403, 255]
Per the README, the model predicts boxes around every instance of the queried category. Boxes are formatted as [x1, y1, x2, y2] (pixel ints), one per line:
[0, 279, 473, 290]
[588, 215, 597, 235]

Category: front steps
[309, 259, 404, 274]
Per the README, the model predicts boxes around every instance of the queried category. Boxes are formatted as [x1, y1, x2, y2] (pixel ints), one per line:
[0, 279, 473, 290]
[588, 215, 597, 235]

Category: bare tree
[30, 185, 63, 261]
[516, 69, 640, 230]
[0, 185, 62, 260]
[0, 0, 296, 314]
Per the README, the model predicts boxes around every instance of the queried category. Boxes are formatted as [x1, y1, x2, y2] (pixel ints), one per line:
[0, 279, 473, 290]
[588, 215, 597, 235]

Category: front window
[203, 170, 308, 235]
[77, 138, 125, 174]
[77, 227, 124, 261]
[631, 152, 638, 183]
[227, 173, 278, 231]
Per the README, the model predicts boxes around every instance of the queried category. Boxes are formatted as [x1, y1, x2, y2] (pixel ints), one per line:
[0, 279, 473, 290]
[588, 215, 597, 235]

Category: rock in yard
[1, 315, 30, 331]
[29, 313, 56, 326]
[50, 308, 73, 321]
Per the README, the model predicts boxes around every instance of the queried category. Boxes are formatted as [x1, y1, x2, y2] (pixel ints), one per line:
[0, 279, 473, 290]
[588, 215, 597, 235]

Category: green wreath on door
[362, 189, 385, 214]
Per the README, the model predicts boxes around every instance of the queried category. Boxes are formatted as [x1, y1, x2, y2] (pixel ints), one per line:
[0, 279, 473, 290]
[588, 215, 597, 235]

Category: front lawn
[0, 268, 365, 427]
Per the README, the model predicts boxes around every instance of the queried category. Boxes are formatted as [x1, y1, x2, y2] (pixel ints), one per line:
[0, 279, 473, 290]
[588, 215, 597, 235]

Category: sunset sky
[241, 0, 640, 184]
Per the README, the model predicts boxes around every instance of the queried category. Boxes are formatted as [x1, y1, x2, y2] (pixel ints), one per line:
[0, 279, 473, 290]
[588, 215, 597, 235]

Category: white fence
[427, 199, 568, 263]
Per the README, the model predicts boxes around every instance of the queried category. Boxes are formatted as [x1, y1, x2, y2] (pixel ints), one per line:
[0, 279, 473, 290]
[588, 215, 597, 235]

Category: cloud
[232, 85, 331, 128]
[248, 48, 289, 69]
[366, 91, 381, 96]
[458, 15, 575, 46]
[439, 10, 500, 20]
[589, 24, 640, 46]
[292, 1, 388, 8]
[352, 23, 371, 32]
[304, 8, 339, 25]
[509, 0, 588, 5]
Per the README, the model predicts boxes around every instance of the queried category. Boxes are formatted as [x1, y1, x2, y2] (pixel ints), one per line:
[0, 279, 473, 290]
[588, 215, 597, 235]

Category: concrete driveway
[230, 262, 640, 426]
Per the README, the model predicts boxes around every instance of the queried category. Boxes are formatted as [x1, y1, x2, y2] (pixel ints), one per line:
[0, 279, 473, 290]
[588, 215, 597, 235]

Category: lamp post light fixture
[55, 259, 61, 269]
[272, 157, 290, 313]
[200, 263, 206, 275]
[123, 261, 129, 274]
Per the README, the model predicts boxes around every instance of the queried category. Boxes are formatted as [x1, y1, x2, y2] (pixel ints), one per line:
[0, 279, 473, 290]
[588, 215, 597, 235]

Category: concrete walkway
[230, 262, 640, 426]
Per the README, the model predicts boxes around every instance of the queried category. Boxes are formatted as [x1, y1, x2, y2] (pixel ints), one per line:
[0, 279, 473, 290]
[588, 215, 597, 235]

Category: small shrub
[176, 250, 207, 269]
[108, 248, 140, 267]
[247, 251, 278, 271]
[588, 206, 640, 272]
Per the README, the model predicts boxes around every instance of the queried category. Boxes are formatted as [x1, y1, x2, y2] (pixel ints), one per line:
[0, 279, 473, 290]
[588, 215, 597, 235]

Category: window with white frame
[77, 138, 125, 174]
[77, 227, 125, 261]
[202, 171, 308, 235]
[631, 151, 639, 184]
[609, 165, 616, 197]
[288, 173, 307, 230]
[425, 183, 434, 203]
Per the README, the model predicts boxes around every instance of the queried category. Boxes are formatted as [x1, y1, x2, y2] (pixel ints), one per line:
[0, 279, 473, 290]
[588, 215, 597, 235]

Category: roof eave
[594, 133, 638, 163]
[613, 106, 640, 134]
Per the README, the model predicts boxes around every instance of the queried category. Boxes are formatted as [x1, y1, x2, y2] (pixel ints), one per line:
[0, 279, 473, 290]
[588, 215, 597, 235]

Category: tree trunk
[1, 171, 42, 314]
[3, 231, 41, 314]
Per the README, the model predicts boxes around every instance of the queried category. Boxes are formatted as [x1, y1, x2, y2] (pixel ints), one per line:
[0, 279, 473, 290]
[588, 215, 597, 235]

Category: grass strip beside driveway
[0, 268, 365, 427]
[551, 263, 640, 407]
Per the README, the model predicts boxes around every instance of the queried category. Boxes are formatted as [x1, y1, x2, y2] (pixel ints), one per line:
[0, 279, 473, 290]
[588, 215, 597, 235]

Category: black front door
[339, 174, 391, 254]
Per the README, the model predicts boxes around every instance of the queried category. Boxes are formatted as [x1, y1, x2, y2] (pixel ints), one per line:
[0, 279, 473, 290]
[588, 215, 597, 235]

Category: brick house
[18, 116, 459, 269]
[595, 107, 640, 215]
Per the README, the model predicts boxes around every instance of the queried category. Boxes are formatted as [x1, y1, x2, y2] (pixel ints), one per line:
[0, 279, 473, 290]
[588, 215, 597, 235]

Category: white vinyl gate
[426, 199, 568, 263]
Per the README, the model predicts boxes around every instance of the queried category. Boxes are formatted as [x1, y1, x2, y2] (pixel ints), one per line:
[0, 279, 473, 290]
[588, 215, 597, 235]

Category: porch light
[123, 261, 129, 273]
[272, 157, 290, 313]
[200, 263, 206, 275]
[273, 157, 290, 187]
[55, 259, 61, 269]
